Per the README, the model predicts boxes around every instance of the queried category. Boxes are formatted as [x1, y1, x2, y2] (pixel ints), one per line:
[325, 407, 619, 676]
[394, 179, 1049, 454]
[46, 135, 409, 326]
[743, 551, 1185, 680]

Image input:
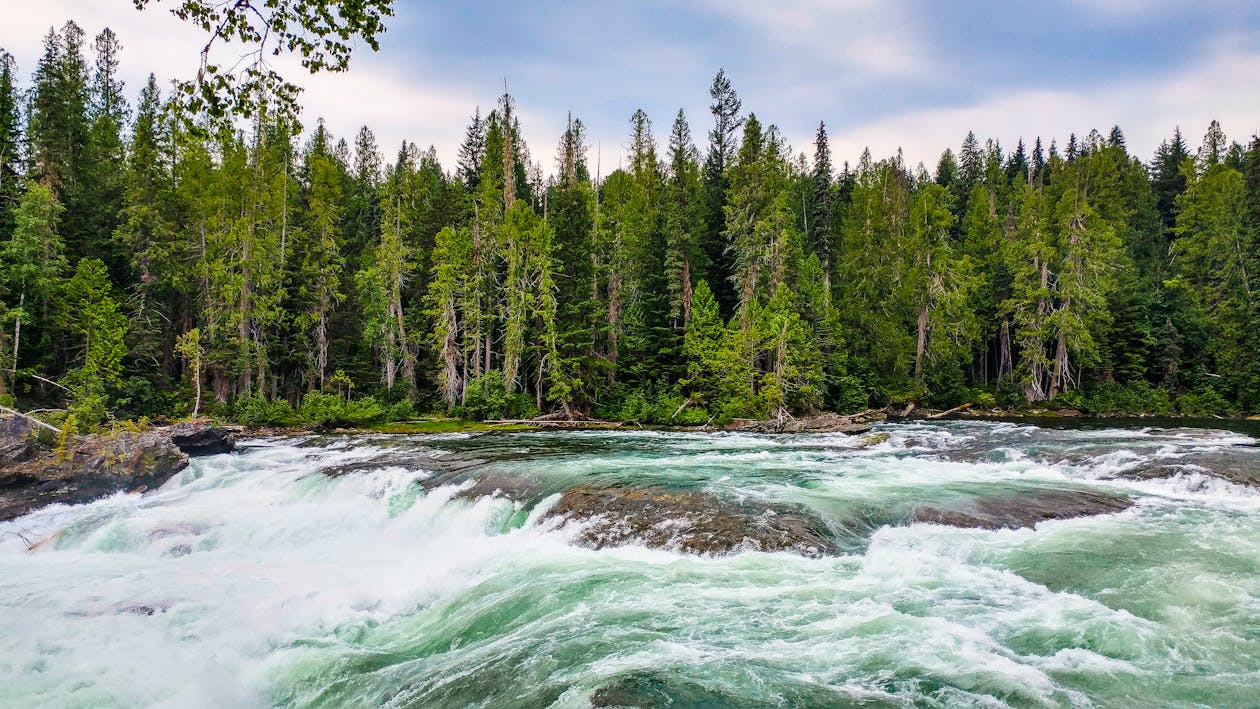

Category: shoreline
[237, 409, 1260, 439]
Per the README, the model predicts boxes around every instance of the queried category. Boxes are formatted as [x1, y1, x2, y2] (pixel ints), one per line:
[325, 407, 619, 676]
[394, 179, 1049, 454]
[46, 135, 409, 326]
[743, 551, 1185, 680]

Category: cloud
[821, 41, 1260, 170]
[700, 0, 934, 80]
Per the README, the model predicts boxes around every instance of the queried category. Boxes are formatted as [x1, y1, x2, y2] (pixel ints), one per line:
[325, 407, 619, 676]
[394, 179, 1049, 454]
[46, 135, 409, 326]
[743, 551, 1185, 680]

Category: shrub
[1176, 386, 1233, 416]
[234, 395, 296, 427]
[462, 371, 508, 421]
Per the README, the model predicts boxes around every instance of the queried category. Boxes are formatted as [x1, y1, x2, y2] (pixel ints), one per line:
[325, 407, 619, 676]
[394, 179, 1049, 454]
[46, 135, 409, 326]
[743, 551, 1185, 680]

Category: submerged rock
[450, 471, 538, 503]
[912, 488, 1133, 530]
[545, 485, 836, 557]
[1120, 458, 1260, 489]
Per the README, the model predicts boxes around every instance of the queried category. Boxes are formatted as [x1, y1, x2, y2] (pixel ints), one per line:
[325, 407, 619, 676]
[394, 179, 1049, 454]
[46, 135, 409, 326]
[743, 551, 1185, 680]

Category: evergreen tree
[808, 121, 834, 272]
[0, 51, 20, 236]
[701, 69, 743, 315]
[81, 28, 128, 277]
[62, 257, 126, 426]
[3, 183, 67, 384]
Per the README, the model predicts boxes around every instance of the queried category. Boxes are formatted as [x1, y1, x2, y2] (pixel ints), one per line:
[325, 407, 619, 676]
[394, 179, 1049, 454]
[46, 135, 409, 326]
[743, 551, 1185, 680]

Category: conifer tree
[4, 183, 67, 377]
[62, 257, 126, 426]
[0, 51, 20, 236]
[701, 69, 743, 315]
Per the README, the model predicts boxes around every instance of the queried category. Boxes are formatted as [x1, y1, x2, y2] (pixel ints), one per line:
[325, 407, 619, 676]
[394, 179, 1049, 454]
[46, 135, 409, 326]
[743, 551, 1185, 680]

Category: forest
[2, 22, 1259, 430]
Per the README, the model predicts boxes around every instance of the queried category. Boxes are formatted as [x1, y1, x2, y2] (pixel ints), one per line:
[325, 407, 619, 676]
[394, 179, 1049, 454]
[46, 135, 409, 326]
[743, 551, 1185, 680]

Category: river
[2, 421, 1258, 707]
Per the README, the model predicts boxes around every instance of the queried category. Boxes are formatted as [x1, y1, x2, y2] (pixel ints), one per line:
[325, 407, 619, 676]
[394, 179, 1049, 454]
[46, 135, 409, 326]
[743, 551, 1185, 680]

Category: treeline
[2, 22, 1260, 428]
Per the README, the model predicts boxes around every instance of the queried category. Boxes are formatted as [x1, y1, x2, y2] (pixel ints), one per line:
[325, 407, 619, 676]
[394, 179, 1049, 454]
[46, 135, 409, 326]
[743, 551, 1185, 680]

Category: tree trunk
[914, 302, 928, 380]
[681, 256, 693, 326]
[999, 318, 1013, 381]
[607, 272, 621, 388]
[10, 292, 22, 393]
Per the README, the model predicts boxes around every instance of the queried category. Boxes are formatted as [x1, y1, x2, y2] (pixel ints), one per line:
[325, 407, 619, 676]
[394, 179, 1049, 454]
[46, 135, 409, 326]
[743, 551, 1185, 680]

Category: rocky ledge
[545, 485, 837, 557]
[912, 488, 1133, 530]
[0, 416, 237, 523]
[730, 411, 883, 435]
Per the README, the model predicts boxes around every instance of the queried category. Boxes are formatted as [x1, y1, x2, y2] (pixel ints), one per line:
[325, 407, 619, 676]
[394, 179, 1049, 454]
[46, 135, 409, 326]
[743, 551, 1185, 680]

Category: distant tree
[701, 69, 743, 315]
[0, 51, 20, 235]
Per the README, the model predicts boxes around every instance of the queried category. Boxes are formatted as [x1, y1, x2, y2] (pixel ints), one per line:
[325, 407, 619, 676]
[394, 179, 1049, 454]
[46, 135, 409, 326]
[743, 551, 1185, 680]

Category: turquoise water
[1, 421, 1258, 707]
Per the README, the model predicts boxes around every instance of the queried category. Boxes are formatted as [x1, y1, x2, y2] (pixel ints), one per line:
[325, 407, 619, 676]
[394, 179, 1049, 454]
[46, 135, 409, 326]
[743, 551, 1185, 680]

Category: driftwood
[0, 405, 63, 435]
[485, 419, 625, 429]
[5, 370, 71, 392]
[927, 403, 973, 419]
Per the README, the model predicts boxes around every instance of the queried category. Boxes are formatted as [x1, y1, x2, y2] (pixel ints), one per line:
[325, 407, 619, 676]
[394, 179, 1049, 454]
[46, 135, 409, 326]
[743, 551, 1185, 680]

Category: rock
[0, 417, 190, 522]
[1117, 453, 1260, 489]
[545, 485, 836, 557]
[168, 422, 237, 456]
[0, 415, 45, 467]
[856, 431, 891, 447]
[451, 471, 537, 503]
[732, 412, 880, 435]
[1116, 464, 1185, 481]
[912, 488, 1132, 530]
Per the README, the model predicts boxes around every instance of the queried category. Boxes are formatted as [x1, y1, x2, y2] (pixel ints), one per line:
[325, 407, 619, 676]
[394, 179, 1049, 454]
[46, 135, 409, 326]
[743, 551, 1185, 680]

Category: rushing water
[2, 421, 1259, 708]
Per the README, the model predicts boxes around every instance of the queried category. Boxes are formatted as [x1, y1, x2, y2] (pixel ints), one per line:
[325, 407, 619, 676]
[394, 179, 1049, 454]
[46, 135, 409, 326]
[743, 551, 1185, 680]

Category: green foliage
[62, 258, 127, 428]
[132, 0, 393, 133]
[457, 371, 538, 421]
[296, 392, 386, 428]
[1074, 382, 1175, 416]
[56, 414, 78, 461]
[2, 37, 1259, 425]
[233, 395, 296, 427]
[1175, 386, 1234, 417]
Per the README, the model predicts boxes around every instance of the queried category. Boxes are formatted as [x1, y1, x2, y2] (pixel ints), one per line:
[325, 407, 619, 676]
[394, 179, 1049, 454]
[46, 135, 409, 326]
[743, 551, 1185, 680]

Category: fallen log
[484, 419, 625, 428]
[927, 403, 973, 420]
[0, 405, 63, 436]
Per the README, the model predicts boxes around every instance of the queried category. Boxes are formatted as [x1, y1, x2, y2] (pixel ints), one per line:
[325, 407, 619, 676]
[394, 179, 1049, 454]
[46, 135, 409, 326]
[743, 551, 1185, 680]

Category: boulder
[0, 417, 190, 522]
[1118, 459, 1260, 489]
[545, 485, 836, 557]
[912, 488, 1132, 530]
[0, 415, 44, 467]
[732, 412, 878, 435]
[168, 422, 237, 456]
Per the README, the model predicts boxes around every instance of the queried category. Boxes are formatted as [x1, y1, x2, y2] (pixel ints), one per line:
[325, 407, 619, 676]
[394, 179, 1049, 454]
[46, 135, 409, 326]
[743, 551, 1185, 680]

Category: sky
[5, 1, 1260, 176]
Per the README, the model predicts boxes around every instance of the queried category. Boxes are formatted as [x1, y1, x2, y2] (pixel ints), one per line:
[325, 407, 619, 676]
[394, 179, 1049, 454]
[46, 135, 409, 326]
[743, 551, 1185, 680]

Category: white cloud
[702, 0, 933, 80]
[4, 2, 536, 169]
[820, 42, 1260, 169]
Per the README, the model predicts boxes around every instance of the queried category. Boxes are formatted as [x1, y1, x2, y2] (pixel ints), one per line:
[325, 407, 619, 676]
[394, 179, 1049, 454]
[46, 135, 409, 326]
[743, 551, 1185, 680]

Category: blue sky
[8, 1, 1260, 174]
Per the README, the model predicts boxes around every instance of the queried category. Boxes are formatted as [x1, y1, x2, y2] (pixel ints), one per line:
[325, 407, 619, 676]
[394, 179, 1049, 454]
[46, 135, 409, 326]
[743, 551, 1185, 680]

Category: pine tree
[0, 51, 21, 236]
[663, 109, 702, 326]
[546, 114, 596, 408]
[81, 28, 129, 278]
[62, 257, 126, 426]
[358, 144, 418, 394]
[425, 225, 471, 409]
[296, 121, 345, 390]
[701, 69, 743, 315]
[1151, 127, 1190, 237]
[908, 182, 976, 386]
[457, 108, 485, 191]
[808, 121, 834, 272]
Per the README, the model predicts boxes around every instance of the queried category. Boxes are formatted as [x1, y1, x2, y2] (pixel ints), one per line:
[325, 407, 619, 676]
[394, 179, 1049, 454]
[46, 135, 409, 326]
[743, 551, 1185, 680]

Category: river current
[2, 421, 1259, 707]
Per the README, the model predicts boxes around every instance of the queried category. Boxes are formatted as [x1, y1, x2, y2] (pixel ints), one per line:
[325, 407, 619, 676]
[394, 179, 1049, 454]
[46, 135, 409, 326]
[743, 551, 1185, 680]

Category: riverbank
[0, 417, 236, 524]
